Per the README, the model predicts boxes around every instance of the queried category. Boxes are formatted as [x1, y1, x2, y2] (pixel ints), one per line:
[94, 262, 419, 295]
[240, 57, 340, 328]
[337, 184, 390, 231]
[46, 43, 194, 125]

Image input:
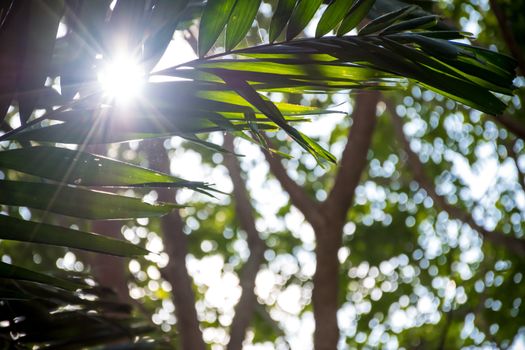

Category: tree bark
[313, 91, 379, 350]
[223, 134, 267, 350]
[311, 221, 343, 350]
[490, 114, 525, 141]
[489, 0, 525, 75]
[262, 143, 324, 228]
[263, 91, 379, 349]
[324, 91, 380, 220]
[142, 140, 206, 350]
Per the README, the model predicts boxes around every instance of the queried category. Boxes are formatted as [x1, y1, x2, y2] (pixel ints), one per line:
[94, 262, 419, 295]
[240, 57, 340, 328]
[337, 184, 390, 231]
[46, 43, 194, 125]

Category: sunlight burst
[97, 56, 145, 102]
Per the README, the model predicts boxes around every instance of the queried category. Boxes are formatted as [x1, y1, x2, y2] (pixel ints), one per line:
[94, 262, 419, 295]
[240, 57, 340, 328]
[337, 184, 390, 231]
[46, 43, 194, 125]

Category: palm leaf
[0, 215, 148, 256]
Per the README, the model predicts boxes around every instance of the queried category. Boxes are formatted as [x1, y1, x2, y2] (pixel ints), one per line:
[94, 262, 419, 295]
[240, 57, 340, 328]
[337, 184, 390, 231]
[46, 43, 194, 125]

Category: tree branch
[142, 140, 205, 350]
[504, 138, 525, 192]
[261, 136, 324, 227]
[387, 101, 525, 257]
[323, 91, 380, 224]
[490, 114, 525, 141]
[489, 0, 525, 75]
[223, 134, 267, 350]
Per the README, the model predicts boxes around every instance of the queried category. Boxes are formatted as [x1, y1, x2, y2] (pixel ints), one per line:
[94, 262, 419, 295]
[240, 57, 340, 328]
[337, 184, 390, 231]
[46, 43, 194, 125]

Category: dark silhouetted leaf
[0, 215, 148, 256]
[143, 0, 190, 71]
[381, 14, 439, 34]
[0, 261, 81, 290]
[358, 4, 416, 35]
[0, 180, 179, 219]
[17, 0, 64, 124]
[0, 146, 211, 192]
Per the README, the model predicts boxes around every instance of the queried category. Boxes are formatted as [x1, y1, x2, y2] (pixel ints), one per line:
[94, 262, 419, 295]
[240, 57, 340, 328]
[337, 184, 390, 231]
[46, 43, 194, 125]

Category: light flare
[97, 56, 145, 103]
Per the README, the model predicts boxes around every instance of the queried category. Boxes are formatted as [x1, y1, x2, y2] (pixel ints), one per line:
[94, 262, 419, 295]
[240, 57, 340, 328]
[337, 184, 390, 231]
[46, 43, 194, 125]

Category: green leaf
[269, 0, 297, 42]
[336, 0, 376, 36]
[381, 15, 439, 34]
[0, 261, 81, 290]
[415, 30, 473, 40]
[143, 0, 190, 70]
[286, 0, 323, 41]
[0, 146, 210, 191]
[225, 0, 262, 51]
[358, 4, 416, 35]
[198, 0, 237, 57]
[380, 38, 507, 114]
[316, 0, 356, 38]
[0, 180, 179, 220]
[215, 71, 335, 163]
[0, 215, 148, 256]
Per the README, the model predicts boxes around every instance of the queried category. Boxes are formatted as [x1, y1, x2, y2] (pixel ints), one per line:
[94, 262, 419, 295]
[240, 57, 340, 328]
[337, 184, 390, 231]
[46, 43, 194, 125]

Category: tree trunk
[142, 140, 206, 350]
[161, 208, 206, 350]
[312, 220, 344, 350]
[312, 91, 380, 349]
[223, 134, 267, 350]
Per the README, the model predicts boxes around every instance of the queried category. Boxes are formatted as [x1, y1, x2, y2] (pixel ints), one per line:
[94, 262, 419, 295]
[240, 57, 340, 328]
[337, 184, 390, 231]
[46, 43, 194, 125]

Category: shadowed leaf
[0, 215, 148, 256]
[0, 180, 179, 219]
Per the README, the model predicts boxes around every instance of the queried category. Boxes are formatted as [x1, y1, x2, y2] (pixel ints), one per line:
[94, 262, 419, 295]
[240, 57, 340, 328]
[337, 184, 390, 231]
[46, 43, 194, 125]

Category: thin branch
[504, 138, 525, 192]
[261, 135, 324, 227]
[489, 0, 525, 75]
[323, 91, 380, 224]
[387, 100, 525, 257]
[223, 134, 267, 350]
[437, 311, 453, 350]
[142, 140, 206, 350]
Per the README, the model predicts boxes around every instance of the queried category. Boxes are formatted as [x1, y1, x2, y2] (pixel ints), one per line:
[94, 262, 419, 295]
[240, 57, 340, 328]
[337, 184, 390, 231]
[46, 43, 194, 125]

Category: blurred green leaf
[0, 146, 211, 192]
[0, 262, 81, 290]
[0, 215, 148, 256]
[0, 180, 179, 219]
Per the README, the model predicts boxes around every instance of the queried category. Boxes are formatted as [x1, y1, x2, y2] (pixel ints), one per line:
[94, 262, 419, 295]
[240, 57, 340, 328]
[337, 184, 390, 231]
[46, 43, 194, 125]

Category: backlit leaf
[225, 0, 262, 51]
[337, 0, 376, 36]
[316, 0, 356, 38]
[0, 180, 179, 220]
[269, 0, 296, 42]
[198, 0, 237, 57]
[286, 0, 323, 41]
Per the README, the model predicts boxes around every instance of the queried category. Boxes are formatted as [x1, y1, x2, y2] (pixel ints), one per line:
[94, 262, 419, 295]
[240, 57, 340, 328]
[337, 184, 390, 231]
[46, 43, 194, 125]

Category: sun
[97, 55, 145, 103]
